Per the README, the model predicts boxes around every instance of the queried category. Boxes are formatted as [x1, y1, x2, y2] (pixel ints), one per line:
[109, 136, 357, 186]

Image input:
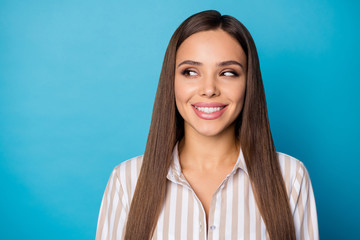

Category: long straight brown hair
[124, 10, 295, 240]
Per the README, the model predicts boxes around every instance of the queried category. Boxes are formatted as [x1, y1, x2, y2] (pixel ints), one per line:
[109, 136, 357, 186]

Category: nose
[199, 75, 220, 98]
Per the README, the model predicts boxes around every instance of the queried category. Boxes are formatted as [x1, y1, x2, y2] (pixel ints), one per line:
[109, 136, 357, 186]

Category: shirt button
[210, 225, 216, 230]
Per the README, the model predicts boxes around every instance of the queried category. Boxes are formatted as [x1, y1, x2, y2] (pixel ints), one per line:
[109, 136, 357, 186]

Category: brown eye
[221, 71, 239, 77]
[182, 69, 198, 77]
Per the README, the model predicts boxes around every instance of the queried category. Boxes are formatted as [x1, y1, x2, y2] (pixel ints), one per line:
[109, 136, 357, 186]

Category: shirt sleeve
[290, 162, 319, 240]
[96, 168, 128, 240]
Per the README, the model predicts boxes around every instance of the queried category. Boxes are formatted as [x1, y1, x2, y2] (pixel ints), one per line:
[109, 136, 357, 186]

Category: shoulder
[112, 155, 144, 201]
[276, 152, 309, 195]
[113, 155, 144, 178]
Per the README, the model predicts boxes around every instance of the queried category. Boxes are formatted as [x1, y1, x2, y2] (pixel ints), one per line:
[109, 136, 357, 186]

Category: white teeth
[194, 106, 224, 113]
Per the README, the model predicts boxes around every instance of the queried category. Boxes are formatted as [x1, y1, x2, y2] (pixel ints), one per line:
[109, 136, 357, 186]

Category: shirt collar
[167, 141, 248, 183]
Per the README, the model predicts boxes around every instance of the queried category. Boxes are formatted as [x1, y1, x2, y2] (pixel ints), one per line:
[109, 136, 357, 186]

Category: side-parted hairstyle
[124, 10, 296, 240]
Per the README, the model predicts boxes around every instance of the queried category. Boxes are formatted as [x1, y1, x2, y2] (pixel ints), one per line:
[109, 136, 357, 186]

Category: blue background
[1, 0, 359, 239]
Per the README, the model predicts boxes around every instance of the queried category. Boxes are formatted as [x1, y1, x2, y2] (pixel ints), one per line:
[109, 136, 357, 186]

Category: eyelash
[181, 69, 240, 77]
[221, 71, 239, 77]
[181, 69, 197, 76]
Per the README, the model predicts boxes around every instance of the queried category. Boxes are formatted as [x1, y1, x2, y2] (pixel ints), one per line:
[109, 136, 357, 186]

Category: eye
[221, 71, 239, 77]
[182, 69, 198, 77]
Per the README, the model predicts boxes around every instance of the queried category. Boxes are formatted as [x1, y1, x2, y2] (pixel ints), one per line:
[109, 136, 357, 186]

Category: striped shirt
[96, 143, 319, 240]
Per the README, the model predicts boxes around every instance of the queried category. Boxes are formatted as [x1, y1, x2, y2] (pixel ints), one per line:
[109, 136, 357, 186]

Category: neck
[178, 124, 239, 171]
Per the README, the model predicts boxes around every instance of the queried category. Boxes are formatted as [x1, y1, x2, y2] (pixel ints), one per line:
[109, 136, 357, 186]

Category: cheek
[225, 84, 246, 118]
[174, 79, 196, 105]
[236, 91, 246, 111]
[224, 81, 246, 104]
[174, 80, 183, 105]
[174, 79, 188, 116]
[235, 87, 246, 105]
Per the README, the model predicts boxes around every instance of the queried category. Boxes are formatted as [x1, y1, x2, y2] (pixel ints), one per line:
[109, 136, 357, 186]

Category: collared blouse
[96, 143, 319, 240]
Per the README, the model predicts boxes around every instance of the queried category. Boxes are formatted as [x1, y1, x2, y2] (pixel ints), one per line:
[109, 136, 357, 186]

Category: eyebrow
[177, 60, 244, 69]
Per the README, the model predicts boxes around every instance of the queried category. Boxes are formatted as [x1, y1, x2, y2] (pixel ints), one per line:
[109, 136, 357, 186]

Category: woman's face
[175, 29, 247, 137]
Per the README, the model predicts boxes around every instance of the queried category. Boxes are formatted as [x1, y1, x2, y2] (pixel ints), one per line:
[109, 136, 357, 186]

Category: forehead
[176, 29, 246, 65]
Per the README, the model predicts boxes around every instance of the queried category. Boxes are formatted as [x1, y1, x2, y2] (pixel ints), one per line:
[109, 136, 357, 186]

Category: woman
[96, 10, 319, 240]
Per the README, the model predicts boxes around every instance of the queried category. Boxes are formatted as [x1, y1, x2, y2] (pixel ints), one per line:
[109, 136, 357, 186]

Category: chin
[195, 126, 225, 137]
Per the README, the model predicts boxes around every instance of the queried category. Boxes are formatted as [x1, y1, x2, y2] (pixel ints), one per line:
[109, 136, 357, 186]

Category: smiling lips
[191, 102, 228, 120]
